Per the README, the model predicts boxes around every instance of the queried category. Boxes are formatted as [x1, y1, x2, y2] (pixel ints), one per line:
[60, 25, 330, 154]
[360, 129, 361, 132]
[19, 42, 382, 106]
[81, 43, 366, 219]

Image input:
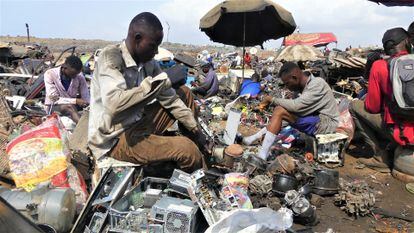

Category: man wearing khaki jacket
[88, 12, 206, 172]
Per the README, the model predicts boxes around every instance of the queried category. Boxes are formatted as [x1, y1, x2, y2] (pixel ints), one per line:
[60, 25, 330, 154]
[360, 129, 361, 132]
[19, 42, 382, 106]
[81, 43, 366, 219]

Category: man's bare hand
[190, 128, 212, 155]
[49, 94, 59, 103]
[256, 95, 272, 111]
[76, 98, 89, 107]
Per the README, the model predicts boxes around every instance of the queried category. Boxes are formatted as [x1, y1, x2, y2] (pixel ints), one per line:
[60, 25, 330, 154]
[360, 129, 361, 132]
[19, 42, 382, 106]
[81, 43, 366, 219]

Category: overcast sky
[0, 0, 413, 49]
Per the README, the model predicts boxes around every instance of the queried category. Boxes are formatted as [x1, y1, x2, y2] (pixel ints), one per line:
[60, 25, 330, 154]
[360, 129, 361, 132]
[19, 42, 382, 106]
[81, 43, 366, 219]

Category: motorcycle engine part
[334, 179, 375, 217]
[223, 144, 243, 168]
[298, 183, 312, 196]
[244, 154, 267, 175]
[294, 202, 318, 226]
[249, 175, 273, 196]
[312, 169, 339, 196]
[284, 190, 318, 226]
[315, 133, 348, 165]
[0, 196, 45, 233]
[272, 174, 299, 196]
[266, 154, 296, 175]
[0, 186, 75, 233]
[212, 147, 225, 161]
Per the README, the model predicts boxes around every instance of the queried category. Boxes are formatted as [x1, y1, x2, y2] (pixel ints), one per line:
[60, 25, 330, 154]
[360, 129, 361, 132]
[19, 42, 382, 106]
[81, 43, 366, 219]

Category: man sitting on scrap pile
[244, 62, 339, 160]
[350, 27, 414, 173]
[193, 61, 219, 98]
[88, 12, 208, 172]
[44, 55, 89, 123]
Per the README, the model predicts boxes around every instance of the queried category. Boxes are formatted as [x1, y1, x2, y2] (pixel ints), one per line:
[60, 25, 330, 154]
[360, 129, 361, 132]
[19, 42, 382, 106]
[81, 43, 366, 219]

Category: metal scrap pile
[0, 32, 392, 233]
[334, 179, 376, 218]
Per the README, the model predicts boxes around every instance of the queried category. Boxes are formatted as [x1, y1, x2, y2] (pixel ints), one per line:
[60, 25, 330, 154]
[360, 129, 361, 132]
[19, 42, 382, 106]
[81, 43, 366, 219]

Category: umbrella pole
[239, 12, 246, 95]
[242, 12, 246, 79]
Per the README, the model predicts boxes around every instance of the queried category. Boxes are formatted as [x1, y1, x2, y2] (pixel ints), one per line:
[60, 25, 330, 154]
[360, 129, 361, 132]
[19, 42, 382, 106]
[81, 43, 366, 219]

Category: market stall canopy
[276, 45, 323, 62]
[368, 0, 414, 6]
[283, 33, 337, 47]
[199, 0, 297, 47]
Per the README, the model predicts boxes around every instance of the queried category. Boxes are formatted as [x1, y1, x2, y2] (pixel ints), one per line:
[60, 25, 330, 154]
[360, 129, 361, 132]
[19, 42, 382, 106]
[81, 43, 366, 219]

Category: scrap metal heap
[0, 41, 400, 233]
[334, 179, 376, 218]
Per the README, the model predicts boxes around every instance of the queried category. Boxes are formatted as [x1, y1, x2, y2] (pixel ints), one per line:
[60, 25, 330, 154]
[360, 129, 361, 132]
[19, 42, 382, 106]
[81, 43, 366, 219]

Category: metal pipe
[0, 73, 39, 79]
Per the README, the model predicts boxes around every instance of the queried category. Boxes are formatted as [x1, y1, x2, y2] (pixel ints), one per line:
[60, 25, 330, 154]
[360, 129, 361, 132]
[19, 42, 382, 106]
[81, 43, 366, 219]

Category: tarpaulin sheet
[283, 33, 337, 47]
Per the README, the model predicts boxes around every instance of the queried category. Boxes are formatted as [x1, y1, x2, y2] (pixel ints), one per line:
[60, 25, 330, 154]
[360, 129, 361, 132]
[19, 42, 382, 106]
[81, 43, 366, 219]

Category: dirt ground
[219, 124, 413, 232]
[293, 146, 414, 232]
[227, 123, 414, 232]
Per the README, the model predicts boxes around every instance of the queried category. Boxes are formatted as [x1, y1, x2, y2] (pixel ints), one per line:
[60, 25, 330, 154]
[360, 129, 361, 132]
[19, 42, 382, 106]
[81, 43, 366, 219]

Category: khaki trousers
[110, 86, 202, 172]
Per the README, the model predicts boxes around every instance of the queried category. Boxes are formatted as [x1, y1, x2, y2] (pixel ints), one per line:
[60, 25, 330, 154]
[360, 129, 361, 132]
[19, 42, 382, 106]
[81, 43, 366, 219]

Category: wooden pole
[25, 23, 30, 43]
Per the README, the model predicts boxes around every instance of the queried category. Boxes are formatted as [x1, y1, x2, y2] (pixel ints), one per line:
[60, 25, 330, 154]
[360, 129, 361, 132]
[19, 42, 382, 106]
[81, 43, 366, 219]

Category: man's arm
[364, 61, 384, 114]
[157, 88, 198, 131]
[97, 52, 170, 117]
[272, 82, 325, 114]
[153, 61, 198, 131]
[78, 74, 90, 104]
[44, 71, 76, 105]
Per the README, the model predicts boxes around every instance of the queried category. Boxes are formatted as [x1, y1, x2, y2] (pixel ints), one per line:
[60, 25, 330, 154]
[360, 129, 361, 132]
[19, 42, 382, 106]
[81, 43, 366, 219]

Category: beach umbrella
[368, 0, 414, 6]
[200, 0, 296, 87]
[276, 45, 323, 62]
[154, 47, 174, 61]
[200, 0, 296, 47]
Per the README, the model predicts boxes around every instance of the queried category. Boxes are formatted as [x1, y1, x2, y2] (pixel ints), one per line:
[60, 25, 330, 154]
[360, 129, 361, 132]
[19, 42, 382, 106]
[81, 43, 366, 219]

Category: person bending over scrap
[193, 61, 219, 98]
[244, 62, 339, 160]
[88, 12, 208, 172]
[44, 55, 90, 123]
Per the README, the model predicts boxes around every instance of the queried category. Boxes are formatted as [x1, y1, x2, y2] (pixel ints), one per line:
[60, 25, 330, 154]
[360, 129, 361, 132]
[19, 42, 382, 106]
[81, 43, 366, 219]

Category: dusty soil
[295, 146, 414, 232]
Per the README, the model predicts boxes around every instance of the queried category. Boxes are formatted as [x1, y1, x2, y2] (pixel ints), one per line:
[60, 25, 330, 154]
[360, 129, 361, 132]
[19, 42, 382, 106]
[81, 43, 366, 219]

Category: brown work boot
[357, 147, 393, 173]
[357, 149, 392, 173]
[357, 157, 391, 173]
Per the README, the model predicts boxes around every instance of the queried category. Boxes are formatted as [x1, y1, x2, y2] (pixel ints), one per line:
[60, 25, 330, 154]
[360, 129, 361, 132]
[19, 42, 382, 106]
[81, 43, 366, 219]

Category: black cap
[382, 27, 408, 46]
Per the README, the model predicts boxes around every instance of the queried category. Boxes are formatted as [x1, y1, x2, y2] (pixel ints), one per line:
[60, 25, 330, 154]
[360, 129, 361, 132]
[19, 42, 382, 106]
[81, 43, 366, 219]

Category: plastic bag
[336, 98, 355, 144]
[205, 207, 293, 233]
[6, 115, 69, 190]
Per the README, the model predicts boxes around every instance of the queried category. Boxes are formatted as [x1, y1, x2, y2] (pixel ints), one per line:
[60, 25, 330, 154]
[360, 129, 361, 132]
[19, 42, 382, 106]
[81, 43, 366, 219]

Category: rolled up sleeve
[157, 88, 198, 131]
[272, 85, 324, 114]
[97, 54, 169, 117]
